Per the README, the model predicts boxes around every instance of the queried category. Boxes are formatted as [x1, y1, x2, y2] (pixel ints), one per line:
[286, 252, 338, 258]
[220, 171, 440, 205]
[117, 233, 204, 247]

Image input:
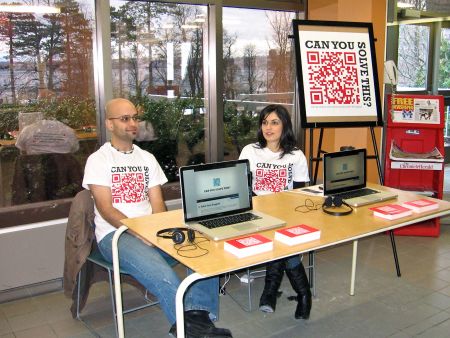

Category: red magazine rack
[384, 94, 444, 237]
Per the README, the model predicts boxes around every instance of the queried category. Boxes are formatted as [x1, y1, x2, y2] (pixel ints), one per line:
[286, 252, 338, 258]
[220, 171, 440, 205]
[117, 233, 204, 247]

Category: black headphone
[156, 228, 196, 244]
[322, 196, 353, 216]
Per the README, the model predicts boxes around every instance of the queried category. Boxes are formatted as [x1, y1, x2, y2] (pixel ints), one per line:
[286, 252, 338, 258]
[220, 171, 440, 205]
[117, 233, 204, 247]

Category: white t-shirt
[82, 143, 168, 242]
[239, 143, 309, 195]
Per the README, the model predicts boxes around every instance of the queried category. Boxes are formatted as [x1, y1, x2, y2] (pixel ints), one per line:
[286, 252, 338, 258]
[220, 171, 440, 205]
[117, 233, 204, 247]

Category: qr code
[111, 173, 146, 203]
[307, 51, 360, 105]
[254, 168, 287, 193]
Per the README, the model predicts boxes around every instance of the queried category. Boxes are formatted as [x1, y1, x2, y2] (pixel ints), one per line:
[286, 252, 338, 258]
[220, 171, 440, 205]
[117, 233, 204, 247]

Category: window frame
[0, 0, 305, 228]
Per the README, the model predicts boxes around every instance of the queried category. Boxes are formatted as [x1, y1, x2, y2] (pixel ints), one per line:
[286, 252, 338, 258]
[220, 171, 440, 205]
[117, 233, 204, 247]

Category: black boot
[285, 263, 312, 319]
[169, 310, 233, 338]
[259, 259, 286, 313]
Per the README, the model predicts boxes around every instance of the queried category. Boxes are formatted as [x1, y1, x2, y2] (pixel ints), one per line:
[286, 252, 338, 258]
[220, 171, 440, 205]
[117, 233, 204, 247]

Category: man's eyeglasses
[108, 115, 142, 123]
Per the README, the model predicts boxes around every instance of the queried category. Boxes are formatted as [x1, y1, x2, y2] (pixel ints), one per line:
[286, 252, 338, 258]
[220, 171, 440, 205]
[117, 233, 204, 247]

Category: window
[110, 1, 207, 186]
[439, 27, 450, 90]
[222, 8, 297, 159]
[0, 1, 95, 211]
[0, 0, 304, 225]
[391, 0, 450, 92]
[397, 24, 430, 90]
[387, 1, 450, 142]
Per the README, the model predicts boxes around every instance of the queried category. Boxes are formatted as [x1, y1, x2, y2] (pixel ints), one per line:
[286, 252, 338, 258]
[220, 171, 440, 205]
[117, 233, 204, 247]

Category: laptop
[179, 159, 286, 241]
[323, 149, 397, 207]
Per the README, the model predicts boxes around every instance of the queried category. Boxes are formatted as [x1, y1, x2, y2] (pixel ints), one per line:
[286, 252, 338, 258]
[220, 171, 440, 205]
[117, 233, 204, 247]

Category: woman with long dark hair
[239, 104, 312, 319]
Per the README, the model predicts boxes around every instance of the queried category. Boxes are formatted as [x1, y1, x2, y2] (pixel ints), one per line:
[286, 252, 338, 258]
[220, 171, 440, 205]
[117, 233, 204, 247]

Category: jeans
[286, 255, 303, 270]
[97, 231, 219, 325]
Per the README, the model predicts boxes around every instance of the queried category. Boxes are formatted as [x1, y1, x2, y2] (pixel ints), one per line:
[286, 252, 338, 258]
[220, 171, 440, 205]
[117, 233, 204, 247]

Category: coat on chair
[63, 189, 146, 318]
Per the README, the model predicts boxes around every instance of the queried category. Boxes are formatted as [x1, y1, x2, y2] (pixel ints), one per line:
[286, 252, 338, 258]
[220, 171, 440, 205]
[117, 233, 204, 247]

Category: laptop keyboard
[332, 188, 379, 200]
[199, 213, 262, 229]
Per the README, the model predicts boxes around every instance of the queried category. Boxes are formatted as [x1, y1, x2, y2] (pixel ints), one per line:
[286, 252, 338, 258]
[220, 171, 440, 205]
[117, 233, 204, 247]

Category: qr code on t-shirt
[306, 51, 360, 105]
[254, 168, 287, 193]
[111, 173, 146, 203]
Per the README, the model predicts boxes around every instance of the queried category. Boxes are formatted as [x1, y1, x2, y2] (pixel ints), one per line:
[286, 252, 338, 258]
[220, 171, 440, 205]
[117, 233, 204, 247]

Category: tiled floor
[1, 222, 450, 338]
[2, 164, 450, 337]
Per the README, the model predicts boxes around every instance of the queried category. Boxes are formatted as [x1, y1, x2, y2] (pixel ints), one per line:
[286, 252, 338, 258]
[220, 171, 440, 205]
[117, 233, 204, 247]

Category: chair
[227, 252, 316, 312]
[76, 247, 163, 337]
[66, 190, 175, 337]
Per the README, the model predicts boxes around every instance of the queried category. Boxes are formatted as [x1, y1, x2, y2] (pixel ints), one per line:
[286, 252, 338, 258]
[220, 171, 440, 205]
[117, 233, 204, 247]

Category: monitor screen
[179, 160, 252, 222]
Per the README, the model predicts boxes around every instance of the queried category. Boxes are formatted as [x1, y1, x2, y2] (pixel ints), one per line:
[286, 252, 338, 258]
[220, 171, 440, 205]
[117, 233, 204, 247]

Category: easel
[307, 126, 402, 279]
[291, 19, 401, 291]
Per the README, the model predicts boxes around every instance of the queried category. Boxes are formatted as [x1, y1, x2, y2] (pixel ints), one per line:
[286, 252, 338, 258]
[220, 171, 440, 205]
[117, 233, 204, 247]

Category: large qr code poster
[295, 23, 381, 127]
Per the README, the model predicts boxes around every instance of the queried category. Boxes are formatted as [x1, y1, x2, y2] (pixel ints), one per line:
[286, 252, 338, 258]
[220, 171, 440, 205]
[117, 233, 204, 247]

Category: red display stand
[384, 94, 445, 237]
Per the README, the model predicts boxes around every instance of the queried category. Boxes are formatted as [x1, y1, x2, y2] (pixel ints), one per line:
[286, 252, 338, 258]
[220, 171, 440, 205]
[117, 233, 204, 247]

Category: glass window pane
[222, 8, 297, 160]
[110, 1, 207, 189]
[0, 1, 96, 207]
[397, 0, 450, 13]
[439, 27, 450, 90]
[444, 104, 450, 138]
[397, 24, 430, 90]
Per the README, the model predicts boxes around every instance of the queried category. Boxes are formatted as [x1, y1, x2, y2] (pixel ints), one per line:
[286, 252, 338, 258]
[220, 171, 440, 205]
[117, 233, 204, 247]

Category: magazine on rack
[389, 141, 444, 162]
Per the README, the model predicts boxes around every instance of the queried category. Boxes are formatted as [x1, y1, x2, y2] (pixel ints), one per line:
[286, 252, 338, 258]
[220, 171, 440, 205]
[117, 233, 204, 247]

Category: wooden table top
[121, 184, 450, 277]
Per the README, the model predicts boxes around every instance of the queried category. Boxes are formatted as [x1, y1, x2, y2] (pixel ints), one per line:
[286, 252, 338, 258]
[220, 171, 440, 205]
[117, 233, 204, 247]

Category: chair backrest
[63, 190, 95, 299]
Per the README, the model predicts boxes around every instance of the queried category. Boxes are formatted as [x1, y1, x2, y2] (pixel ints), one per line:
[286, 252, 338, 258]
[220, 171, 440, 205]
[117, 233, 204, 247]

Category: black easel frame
[292, 20, 383, 129]
[308, 127, 401, 278]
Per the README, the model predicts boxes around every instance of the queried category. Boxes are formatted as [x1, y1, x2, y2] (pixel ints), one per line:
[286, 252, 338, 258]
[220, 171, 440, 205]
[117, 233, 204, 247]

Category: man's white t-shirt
[239, 143, 309, 195]
[82, 143, 168, 242]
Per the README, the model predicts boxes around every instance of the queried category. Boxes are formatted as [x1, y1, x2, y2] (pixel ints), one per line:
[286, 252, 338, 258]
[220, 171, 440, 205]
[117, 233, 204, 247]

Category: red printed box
[369, 204, 413, 220]
[224, 234, 273, 258]
[402, 199, 439, 213]
[275, 224, 321, 246]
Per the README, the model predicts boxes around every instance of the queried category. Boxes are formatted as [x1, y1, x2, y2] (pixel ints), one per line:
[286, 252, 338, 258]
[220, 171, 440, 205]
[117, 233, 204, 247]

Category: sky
[0, 1, 297, 58]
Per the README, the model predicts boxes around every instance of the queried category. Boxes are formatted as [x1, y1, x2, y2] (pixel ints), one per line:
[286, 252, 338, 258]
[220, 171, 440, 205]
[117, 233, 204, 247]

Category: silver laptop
[179, 159, 286, 241]
[323, 149, 397, 207]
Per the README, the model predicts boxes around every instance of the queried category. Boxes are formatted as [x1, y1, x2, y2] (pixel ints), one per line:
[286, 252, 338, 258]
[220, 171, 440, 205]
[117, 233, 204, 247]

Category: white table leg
[176, 272, 204, 338]
[112, 225, 129, 338]
[350, 239, 358, 296]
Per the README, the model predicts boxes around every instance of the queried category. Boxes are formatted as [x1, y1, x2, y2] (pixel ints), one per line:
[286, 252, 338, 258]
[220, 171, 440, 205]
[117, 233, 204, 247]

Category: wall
[307, 0, 388, 183]
[0, 199, 181, 295]
[0, 0, 389, 294]
[0, 220, 66, 292]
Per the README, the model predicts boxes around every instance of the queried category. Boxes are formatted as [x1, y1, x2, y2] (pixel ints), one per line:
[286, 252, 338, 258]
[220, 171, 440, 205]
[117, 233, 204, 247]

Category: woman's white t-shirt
[82, 143, 168, 242]
[239, 143, 309, 195]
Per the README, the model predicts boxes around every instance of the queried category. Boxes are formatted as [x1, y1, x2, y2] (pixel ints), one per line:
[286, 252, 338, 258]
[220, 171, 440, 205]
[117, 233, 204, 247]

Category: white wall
[0, 219, 67, 291]
[0, 199, 182, 292]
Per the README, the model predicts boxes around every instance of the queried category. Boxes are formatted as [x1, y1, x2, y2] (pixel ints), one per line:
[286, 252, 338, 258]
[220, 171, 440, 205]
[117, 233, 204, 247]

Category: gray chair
[69, 190, 176, 337]
[76, 247, 170, 337]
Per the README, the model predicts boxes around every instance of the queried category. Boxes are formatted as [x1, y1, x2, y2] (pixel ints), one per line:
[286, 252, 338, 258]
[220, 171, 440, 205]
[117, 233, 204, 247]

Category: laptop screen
[179, 159, 253, 222]
[323, 149, 366, 195]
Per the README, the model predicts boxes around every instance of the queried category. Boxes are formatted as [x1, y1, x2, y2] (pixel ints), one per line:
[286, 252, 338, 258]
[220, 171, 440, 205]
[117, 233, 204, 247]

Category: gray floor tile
[413, 316, 450, 338]
[402, 311, 450, 336]
[422, 291, 450, 310]
[1, 226, 450, 337]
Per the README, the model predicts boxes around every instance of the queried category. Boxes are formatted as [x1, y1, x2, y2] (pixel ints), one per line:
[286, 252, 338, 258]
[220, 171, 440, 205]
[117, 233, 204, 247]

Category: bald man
[82, 99, 232, 338]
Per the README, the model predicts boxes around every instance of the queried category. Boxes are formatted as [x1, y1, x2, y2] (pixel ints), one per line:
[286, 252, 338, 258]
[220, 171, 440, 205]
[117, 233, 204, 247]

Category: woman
[239, 104, 312, 319]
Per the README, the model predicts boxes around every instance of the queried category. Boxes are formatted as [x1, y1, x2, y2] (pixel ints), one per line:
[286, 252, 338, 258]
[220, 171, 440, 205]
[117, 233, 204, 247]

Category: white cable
[220, 273, 231, 295]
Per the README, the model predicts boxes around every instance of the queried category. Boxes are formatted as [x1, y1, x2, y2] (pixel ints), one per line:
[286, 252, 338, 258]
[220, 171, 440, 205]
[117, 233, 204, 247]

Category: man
[82, 98, 232, 338]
